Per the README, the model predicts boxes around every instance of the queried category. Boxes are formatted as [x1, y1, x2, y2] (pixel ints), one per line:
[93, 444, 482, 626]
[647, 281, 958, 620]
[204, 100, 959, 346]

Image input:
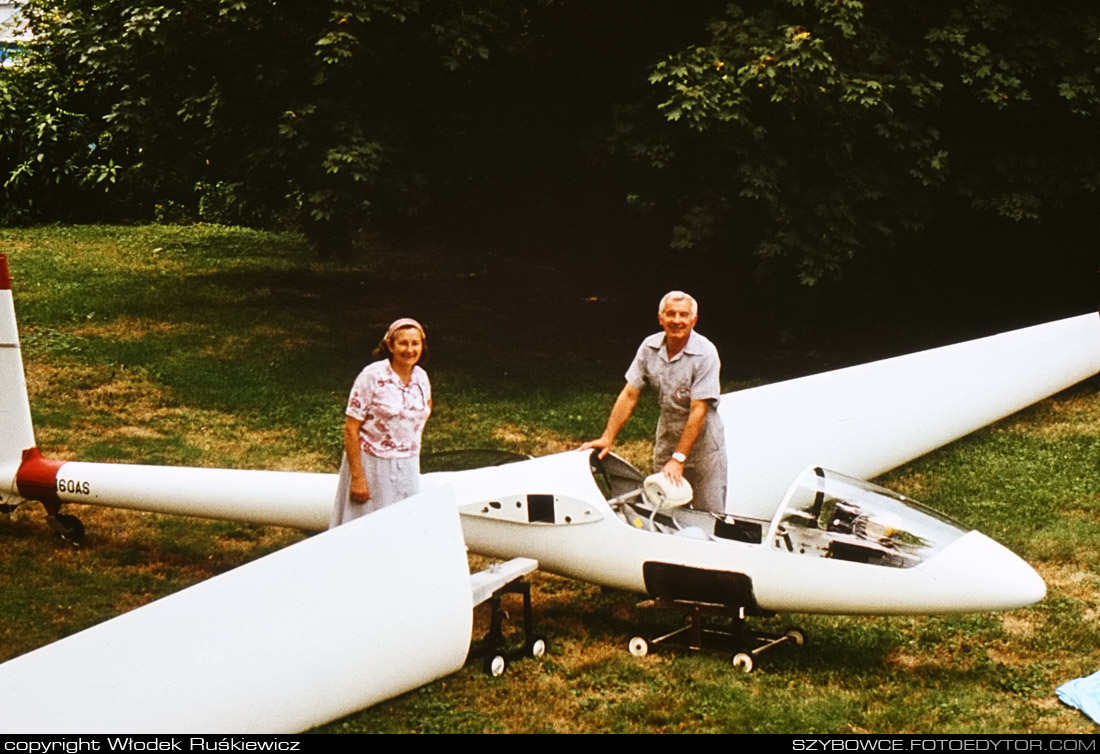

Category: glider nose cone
[925, 531, 1045, 611]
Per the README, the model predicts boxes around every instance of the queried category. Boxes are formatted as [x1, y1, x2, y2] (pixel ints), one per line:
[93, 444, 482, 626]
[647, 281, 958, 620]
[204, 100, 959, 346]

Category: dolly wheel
[785, 628, 808, 646]
[528, 637, 548, 659]
[732, 652, 755, 673]
[484, 654, 506, 677]
[628, 636, 649, 657]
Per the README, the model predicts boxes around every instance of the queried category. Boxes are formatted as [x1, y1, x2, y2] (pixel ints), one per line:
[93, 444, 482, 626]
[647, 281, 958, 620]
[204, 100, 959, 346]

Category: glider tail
[0, 253, 333, 535]
[0, 253, 37, 498]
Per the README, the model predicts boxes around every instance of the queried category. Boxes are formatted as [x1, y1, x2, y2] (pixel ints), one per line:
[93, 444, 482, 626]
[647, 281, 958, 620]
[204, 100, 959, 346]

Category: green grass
[1, 223, 1099, 733]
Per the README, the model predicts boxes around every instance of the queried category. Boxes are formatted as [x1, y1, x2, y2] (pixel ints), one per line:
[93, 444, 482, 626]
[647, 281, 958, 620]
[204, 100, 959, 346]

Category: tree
[3, 0, 1097, 290]
[621, 0, 1100, 285]
[0, 0, 538, 252]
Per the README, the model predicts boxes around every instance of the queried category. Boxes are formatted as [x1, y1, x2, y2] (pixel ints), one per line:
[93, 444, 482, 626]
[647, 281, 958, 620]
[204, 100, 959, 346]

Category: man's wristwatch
[671, 452, 686, 463]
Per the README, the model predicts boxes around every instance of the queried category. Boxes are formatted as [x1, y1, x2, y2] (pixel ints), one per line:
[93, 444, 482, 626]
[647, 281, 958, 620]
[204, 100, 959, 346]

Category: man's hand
[580, 435, 613, 459]
[662, 457, 685, 485]
[581, 384, 641, 461]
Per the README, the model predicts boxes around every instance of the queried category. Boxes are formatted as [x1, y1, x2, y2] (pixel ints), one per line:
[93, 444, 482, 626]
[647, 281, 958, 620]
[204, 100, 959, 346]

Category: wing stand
[468, 557, 547, 676]
[627, 562, 806, 673]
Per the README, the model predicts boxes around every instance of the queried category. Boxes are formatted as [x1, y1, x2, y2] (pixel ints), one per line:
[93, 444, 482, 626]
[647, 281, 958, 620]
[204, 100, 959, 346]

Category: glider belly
[0, 486, 473, 733]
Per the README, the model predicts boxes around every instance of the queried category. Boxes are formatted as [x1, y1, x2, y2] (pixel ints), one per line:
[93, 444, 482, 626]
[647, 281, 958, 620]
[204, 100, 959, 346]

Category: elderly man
[582, 291, 728, 514]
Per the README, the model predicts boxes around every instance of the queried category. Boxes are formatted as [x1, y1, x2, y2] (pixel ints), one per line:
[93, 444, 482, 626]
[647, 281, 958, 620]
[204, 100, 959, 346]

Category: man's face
[658, 298, 697, 340]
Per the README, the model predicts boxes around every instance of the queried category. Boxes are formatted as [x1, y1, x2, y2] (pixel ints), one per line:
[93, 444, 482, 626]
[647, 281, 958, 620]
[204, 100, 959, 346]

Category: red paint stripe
[16, 447, 66, 504]
[0, 253, 10, 291]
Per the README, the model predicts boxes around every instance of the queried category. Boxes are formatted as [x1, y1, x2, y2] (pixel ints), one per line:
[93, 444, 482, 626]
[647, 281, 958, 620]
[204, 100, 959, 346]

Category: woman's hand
[350, 474, 370, 504]
[345, 415, 370, 503]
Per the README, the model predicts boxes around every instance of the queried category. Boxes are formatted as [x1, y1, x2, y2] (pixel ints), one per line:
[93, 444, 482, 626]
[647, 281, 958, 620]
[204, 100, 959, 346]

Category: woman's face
[389, 327, 424, 369]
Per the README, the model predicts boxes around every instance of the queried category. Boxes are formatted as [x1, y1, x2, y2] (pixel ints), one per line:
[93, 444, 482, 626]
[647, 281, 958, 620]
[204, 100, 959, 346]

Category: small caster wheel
[48, 514, 85, 545]
[528, 637, 548, 659]
[732, 652, 755, 673]
[628, 636, 648, 657]
[484, 654, 506, 677]
[784, 627, 807, 646]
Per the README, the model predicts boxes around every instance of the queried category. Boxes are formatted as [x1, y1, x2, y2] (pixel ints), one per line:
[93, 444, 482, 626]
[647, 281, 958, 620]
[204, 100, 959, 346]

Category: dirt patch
[491, 422, 574, 456]
[885, 648, 961, 674]
[1003, 393, 1100, 439]
[1000, 613, 1037, 637]
[71, 319, 189, 340]
[24, 357, 329, 471]
[186, 420, 334, 472]
[1038, 562, 1099, 601]
[882, 470, 935, 499]
[201, 325, 312, 359]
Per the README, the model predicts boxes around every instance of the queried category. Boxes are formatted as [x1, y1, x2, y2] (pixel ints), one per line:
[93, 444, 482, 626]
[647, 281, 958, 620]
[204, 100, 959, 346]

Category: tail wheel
[628, 636, 649, 657]
[48, 514, 85, 545]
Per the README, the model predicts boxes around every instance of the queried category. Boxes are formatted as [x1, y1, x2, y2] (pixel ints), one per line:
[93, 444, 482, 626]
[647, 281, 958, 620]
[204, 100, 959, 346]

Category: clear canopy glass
[768, 468, 970, 569]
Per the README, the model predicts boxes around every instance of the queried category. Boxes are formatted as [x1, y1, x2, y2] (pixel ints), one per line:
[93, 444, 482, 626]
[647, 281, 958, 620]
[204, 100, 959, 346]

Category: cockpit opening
[589, 451, 768, 544]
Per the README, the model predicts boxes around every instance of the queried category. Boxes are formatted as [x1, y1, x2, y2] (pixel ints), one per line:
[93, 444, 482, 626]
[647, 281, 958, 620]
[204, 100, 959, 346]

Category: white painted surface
[722, 313, 1100, 520]
[0, 486, 473, 733]
[0, 288, 35, 478]
[54, 461, 335, 530]
[470, 557, 538, 606]
[448, 451, 1045, 614]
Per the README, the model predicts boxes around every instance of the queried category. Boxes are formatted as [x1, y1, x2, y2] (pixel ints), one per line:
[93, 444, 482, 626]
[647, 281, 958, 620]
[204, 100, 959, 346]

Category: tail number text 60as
[57, 478, 90, 495]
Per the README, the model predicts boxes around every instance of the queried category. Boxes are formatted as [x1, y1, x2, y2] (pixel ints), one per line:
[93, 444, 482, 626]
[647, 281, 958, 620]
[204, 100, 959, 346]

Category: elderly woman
[329, 318, 432, 528]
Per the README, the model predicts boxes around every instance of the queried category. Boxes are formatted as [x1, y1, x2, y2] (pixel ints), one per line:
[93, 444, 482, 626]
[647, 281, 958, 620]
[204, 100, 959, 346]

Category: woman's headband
[385, 317, 425, 341]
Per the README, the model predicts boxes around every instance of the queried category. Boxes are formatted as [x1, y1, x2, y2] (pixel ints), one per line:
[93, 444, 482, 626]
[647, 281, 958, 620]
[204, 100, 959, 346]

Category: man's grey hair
[658, 290, 698, 317]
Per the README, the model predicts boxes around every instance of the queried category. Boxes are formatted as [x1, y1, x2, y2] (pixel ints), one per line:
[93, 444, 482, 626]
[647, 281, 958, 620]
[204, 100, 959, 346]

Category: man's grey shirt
[625, 329, 727, 467]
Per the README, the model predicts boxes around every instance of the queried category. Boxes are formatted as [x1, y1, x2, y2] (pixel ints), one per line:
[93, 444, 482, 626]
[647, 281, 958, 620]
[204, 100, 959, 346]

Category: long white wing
[722, 313, 1100, 520]
[0, 486, 473, 733]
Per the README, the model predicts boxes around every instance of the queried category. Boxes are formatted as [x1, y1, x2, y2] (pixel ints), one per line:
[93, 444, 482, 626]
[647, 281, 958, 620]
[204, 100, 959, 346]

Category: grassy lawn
[1, 224, 1098, 733]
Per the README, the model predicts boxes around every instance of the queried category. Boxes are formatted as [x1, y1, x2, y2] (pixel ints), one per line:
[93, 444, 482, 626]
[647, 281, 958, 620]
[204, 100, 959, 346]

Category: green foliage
[4, 2, 1096, 286]
[0, 0, 535, 252]
[627, 1, 1100, 284]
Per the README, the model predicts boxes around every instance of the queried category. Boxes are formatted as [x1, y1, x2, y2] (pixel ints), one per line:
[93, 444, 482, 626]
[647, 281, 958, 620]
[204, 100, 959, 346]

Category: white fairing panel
[0, 486, 473, 733]
[722, 313, 1100, 520]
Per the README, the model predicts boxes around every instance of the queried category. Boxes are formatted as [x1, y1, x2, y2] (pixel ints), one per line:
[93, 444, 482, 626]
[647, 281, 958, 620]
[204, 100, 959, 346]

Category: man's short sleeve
[624, 341, 649, 390]
[690, 344, 722, 404]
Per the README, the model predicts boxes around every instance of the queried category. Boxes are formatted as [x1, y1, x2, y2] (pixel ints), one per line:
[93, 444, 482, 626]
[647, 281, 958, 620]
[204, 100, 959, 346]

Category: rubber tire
[529, 637, 548, 659]
[628, 636, 649, 657]
[785, 628, 808, 646]
[51, 514, 85, 544]
[485, 655, 506, 677]
[732, 652, 755, 673]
